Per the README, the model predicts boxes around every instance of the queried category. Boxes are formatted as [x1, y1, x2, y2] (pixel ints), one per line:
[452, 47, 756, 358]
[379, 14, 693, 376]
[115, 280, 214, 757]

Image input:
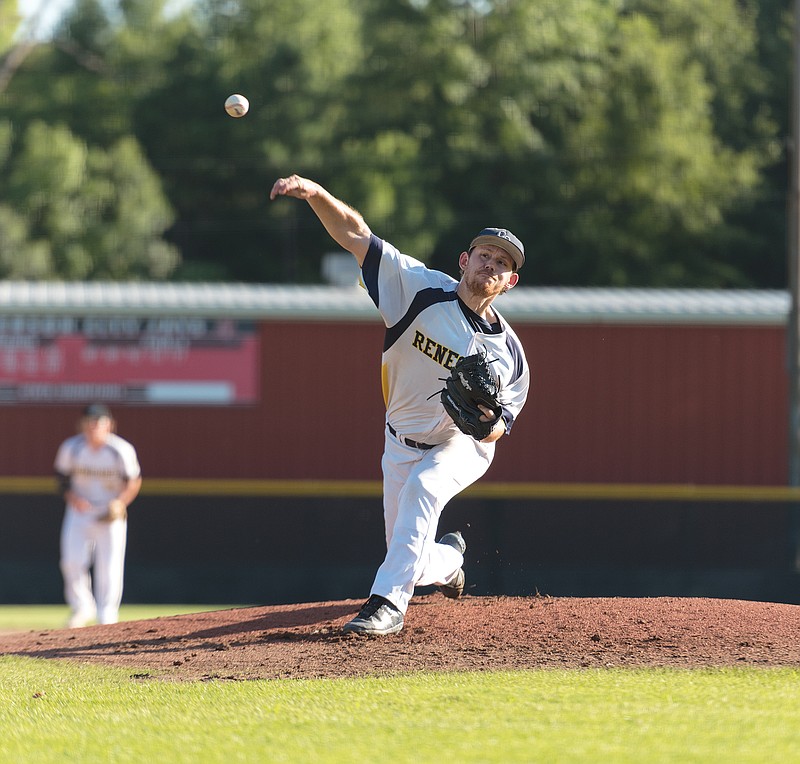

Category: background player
[54, 403, 142, 628]
[270, 174, 530, 635]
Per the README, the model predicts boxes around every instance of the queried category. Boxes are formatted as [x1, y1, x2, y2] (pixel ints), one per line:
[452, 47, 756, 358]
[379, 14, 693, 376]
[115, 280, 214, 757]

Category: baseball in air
[224, 94, 249, 118]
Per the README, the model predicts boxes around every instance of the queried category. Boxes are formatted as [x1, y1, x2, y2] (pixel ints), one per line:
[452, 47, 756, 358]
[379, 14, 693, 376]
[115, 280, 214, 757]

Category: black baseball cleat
[342, 594, 404, 636]
[438, 531, 466, 599]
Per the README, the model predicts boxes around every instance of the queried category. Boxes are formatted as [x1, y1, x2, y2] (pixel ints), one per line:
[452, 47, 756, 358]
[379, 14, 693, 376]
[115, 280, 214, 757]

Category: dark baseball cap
[469, 228, 525, 270]
[83, 402, 111, 419]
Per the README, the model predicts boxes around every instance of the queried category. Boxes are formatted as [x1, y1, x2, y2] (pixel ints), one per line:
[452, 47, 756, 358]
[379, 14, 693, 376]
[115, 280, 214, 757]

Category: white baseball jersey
[54, 433, 141, 519]
[361, 234, 529, 444]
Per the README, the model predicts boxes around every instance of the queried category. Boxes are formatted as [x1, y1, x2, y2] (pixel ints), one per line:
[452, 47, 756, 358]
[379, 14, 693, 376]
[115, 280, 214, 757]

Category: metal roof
[0, 281, 789, 325]
[501, 287, 789, 325]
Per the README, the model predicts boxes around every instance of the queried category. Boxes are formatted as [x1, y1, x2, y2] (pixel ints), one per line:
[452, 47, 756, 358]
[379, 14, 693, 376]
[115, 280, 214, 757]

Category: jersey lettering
[73, 465, 122, 481]
[412, 330, 460, 369]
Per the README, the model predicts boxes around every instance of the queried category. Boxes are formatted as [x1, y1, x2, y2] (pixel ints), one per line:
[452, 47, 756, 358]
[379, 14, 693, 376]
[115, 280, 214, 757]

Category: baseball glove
[440, 351, 502, 441]
[99, 499, 127, 523]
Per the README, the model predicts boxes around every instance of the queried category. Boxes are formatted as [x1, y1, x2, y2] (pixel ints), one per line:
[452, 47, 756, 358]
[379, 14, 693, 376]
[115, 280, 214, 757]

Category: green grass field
[1, 606, 799, 763]
[0, 603, 239, 632]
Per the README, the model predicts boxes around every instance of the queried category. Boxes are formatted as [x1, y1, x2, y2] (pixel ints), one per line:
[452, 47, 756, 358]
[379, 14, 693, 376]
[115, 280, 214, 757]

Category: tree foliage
[0, 0, 792, 286]
[0, 119, 178, 279]
[0, 0, 20, 54]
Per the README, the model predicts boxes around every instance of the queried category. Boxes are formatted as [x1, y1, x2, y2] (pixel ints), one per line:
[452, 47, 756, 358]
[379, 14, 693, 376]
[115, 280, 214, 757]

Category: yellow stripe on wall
[5, 476, 800, 502]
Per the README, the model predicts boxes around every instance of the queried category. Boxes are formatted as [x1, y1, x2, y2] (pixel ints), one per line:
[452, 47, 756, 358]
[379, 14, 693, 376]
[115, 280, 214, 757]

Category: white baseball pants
[371, 430, 494, 613]
[60, 509, 127, 625]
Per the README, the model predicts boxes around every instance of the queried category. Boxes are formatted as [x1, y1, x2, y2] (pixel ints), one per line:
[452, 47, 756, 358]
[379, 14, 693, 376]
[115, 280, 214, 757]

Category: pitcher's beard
[463, 272, 503, 300]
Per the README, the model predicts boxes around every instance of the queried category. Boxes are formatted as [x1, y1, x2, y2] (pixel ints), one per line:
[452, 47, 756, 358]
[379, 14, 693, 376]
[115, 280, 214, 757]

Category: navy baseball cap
[469, 228, 525, 270]
[83, 402, 111, 419]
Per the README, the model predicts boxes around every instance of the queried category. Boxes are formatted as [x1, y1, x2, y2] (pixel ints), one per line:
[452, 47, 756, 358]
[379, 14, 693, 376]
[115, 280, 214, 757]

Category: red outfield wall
[0, 319, 788, 487]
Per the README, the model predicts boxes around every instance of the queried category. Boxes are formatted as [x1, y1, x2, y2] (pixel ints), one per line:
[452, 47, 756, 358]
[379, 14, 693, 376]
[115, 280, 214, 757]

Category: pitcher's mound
[2, 595, 799, 681]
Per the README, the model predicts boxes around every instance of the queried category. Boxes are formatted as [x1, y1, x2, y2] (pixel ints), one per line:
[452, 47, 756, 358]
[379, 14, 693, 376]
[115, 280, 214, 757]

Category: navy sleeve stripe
[501, 408, 516, 433]
[384, 287, 459, 352]
[506, 333, 526, 383]
[361, 234, 384, 308]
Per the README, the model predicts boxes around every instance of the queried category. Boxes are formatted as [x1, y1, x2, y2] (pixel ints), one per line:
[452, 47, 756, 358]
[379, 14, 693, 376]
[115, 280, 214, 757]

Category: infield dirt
[2, 595, 800, 681]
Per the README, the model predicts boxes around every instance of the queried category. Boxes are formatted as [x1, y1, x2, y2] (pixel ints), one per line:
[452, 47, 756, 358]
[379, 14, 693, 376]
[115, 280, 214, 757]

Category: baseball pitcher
[271, 175, 530, 635]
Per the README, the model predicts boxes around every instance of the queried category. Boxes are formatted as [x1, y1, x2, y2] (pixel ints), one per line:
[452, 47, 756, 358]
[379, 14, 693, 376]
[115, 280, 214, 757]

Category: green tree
[0, 120, 179, 278]
[330, 0, 505, 269]
[0, 119, 52, 277]
[734, 0, 792, 288]
[332, 0, 784, 287]
[436, 0, 621, 277]
[558, 11, 765, 285]
[0, 0, 20, 54]
[0, 0, 791, 287]
[129, 0, 363, 281]
[0, 0, 182, 279]
[615, 0, 787, 286]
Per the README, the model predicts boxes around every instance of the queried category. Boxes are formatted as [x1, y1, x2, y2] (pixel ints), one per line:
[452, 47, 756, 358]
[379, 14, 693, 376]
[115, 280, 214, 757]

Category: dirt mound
[2, 595, 799, 681]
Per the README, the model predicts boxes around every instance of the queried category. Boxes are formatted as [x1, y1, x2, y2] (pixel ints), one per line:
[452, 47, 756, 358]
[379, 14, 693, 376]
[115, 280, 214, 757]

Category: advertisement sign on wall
[0, 316, 259, 405]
